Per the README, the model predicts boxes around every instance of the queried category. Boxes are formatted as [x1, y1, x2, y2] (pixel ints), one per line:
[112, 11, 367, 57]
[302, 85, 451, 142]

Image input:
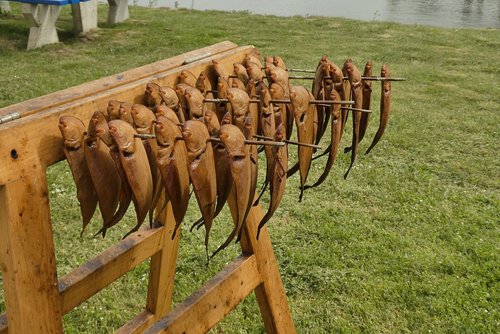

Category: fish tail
[190, 216, 204, 232]
[211, 227, 238, 259]
[253, 181, 268, 206]
[286, 161, 300, 177]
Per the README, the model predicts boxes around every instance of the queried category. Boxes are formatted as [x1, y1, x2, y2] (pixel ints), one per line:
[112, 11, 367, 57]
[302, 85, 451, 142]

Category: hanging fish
[227, 87, 250, 131]
[131, 104, 163, 226]
[181, 120, 217, 257]
[273, 55, 287, 70]
[108, 120, 153, 237]
[154, 116, 190, 236]
[58, 116, 97, 236]
[184, 87, 205, 121]
[234, 63, 250, 85]
[312, 56, 331, 145]
[345, 60, 373, 153]
[257, 122, 288, 239]
[84, 116, 121, 233]
[191, 110, 233, 232]
[216, 77, 232, 122]
[366, 64, 392, 154]
[289, 86, 316, 202]
[211, 124, 251, 258]
[304, 89, 342, 190]
[92, 111, 132, 237]
[343, 59, 363, 179]
[254, 84, 276, 205]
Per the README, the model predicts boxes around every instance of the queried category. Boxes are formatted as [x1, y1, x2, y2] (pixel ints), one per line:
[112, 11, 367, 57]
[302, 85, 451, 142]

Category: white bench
[2, 0, 129, 49]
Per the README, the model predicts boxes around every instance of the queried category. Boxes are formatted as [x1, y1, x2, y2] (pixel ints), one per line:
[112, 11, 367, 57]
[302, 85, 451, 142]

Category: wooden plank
[116, 200, 182, 333]
[144, 255, 260, 334]
[0, 176, 63, 334]
[115, 310, 155, 334]
[0, 45, 255, 186]
[145, 201, 181, 317]
[232, 197, 297, 334]
[59, 226, 164, 314]
[0, 41, 238, 118]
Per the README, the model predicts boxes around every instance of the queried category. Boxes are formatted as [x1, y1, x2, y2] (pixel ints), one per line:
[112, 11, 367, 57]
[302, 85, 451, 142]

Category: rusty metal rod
[203, 98, 354, 105]
[253, 134, 322, 149]
[341, 107, 372, 113]
[208, 137, 285, 147]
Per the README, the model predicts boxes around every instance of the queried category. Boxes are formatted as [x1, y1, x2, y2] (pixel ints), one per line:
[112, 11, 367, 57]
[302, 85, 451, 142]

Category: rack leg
[0, 176, 63, 333]
[233, 197, 296, 334]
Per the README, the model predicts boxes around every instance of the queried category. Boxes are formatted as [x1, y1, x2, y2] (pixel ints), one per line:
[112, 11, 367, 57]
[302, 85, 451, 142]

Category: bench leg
[71, 0, 98, 34]
[0, 1, 11, 13]
[22, 4, 61, 50]
[107, 0, 129, 25]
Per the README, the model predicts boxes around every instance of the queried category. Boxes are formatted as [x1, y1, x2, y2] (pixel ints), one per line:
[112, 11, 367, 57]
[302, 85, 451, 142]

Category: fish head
[273, 55, 286, 69]
[290, 86, 309, 118]
[155, 105, 180, 124]
[131, 104, 154, 131]
[154, 116, 177, 147]
[181, 120, 208, 154]
[107, 100, 122, 120]
[92, 111, 113, 147]
[119, 102, 134, 126]
[204, 110, 220, 136]
[58, 116, 85, 149]
[108, 120, 136, 154]
[219, 124, 247, 158]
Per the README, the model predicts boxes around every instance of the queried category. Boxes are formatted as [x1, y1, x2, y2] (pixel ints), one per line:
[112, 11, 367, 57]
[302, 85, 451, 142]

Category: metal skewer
[253, 134, 322, 149]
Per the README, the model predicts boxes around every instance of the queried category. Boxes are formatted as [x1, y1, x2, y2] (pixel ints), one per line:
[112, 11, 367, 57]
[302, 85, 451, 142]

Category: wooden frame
[0, 41, 296, 334]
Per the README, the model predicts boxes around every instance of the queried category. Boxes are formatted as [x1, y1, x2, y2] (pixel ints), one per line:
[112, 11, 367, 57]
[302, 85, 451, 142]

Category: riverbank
[1, 4, 499, 333]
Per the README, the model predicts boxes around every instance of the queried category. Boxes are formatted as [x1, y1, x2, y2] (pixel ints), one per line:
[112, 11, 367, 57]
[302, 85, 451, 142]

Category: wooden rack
[0, 41, 295, 333]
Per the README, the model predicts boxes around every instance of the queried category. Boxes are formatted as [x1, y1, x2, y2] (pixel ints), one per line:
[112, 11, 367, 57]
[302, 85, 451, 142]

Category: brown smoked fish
[366, 64, 392, 155]
[154, 116, 190, 236]
[58, 116, 97, 236]
[108, 120, 153, 237]
[181, 120, 217, 257]
[211, 124, 252, 258]
[84, 116, 121, 233]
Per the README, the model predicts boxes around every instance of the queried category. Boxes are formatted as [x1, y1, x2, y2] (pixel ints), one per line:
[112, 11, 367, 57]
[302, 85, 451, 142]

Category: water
[130, 0, 500, 29]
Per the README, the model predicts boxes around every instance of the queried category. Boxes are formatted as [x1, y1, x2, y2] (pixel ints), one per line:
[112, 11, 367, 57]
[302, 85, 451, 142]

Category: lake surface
[130, 0, 500, 29]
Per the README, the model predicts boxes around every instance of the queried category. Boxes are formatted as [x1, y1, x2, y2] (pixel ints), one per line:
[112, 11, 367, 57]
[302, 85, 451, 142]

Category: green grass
[1, 4, 499, 333]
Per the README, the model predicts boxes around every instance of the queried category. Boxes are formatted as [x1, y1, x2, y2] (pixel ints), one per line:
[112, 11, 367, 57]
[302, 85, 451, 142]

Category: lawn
[0, 3, 499, 333]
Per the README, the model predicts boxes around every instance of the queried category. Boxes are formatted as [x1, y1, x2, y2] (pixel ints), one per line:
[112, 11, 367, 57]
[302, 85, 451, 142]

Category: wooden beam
[59, 227, 164, 314]
[116, 310, 155, 334]
[0, 176, 63, 333]
[233, 196, 297, 334]
[0, 41, 238, 119]
[144, 255, 261, 334]
[0, 45, 255, 186]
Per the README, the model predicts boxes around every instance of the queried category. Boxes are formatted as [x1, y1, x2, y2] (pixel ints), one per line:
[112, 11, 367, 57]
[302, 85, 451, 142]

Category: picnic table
[0, 0, 129, 49]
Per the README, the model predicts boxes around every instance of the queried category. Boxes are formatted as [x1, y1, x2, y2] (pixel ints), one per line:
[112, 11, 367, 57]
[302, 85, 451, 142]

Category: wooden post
[0, 174, 63, 333]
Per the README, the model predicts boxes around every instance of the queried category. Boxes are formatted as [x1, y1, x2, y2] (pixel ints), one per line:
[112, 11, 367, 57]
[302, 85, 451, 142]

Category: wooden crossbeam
[0, 41, 238, 119]
[59, 227, 164, 313]
[145, 255, 260, 334]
